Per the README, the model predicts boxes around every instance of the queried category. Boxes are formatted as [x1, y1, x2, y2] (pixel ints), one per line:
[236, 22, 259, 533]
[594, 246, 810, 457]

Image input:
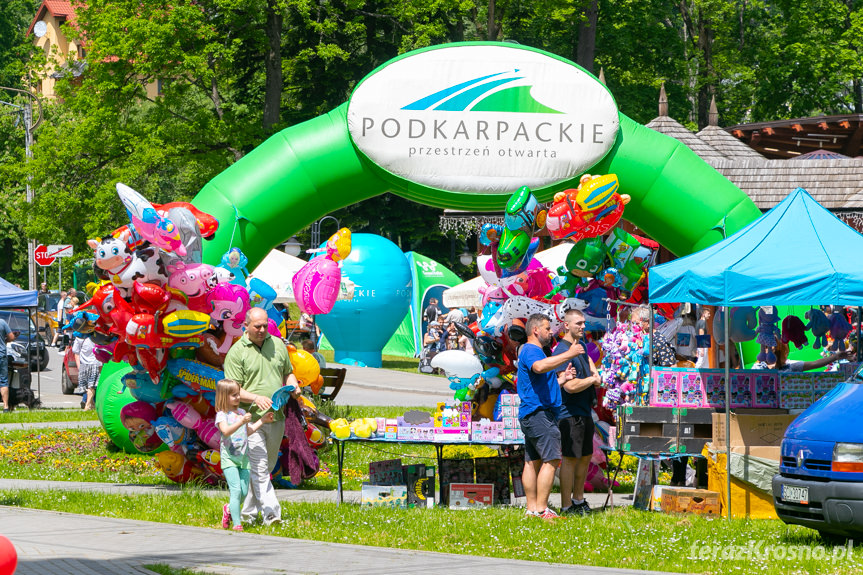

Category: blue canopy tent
[0, 276, 37, 308]
[649, 187, 863, 306]
[648, 187, 863, 518]
[0, 276, 41, 400]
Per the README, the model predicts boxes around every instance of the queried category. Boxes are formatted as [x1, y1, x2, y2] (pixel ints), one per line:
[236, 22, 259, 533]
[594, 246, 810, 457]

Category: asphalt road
[28, 344, 81, 408]
[28, 345, 450, 409]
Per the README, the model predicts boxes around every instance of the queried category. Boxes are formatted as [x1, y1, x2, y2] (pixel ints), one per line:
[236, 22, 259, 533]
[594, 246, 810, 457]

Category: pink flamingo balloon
[292, 228, 351, 315]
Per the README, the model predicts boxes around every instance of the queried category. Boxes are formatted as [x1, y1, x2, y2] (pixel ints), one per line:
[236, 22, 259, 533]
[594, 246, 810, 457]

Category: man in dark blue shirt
[553, 308, 601, 515]
[517, 313, 580, 520]
[0, 317, 16, 412]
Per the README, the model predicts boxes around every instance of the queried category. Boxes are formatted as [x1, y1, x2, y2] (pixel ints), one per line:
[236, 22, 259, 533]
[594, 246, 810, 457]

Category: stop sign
[34, 244, 55, 267]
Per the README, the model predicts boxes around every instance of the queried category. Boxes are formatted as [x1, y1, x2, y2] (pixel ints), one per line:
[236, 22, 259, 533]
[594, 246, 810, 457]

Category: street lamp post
[282, 237, 302, 257]
[310, 215, 341, 250]
[1, 86, 43, 290]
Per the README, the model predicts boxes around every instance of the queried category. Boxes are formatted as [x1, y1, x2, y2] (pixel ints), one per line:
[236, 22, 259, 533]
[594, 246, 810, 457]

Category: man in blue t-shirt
[553, 308, 601, 515]
[517, 313, 581, 520]
[0, 317, 16, 412]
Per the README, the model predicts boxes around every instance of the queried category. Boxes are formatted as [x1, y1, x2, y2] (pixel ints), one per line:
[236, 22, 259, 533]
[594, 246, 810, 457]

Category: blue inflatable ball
[315, 234, 412, 368]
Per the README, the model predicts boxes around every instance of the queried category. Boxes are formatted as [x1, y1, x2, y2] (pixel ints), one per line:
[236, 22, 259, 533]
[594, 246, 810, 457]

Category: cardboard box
[433, 428, 469, 442]
[650, 369, 679, 407]
[361, 484, 408, 508]
[752, 372, 779, 408]
[502, 416, 519, 429]
[711, 413, 797, 447]
[499, 393, 521, 406]
[633, 459, 658, 510]
[384, 419, 398, 440]
[439, 459, 474, 506]
[403, 464, 435, 509]
[475, 457, 511, 505]
[368, 459, 403, 485]
[472, 421, 505, 443]
[449, 483, 494, 508]
[729, 445, 782, 461]
[619, 405, 676, 423]
[660, 488, 721, 515]
[652, 485, 696, 511]
[650, 485, 666, 511]
[678, 371, 706, 407]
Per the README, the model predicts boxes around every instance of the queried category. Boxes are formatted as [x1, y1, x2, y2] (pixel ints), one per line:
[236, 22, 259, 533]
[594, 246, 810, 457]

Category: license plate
[782, 484, 809, 504]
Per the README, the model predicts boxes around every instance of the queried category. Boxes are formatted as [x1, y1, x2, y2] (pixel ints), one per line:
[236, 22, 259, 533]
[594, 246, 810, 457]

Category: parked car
[0, 310, 49, 371]
[61, 344, 79, 395]
[36, 290, 64, 343]
[773, 372, 863, 540]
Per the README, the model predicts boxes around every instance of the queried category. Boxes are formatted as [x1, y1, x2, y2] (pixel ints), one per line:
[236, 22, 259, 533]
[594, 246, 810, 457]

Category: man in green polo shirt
[224, 307, 299, 526]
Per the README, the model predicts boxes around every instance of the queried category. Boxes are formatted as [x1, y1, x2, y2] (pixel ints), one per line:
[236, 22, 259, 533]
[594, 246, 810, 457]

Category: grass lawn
[0, 427, 170, 484]
[0, 408, 100, 424]
[145, 566, 221, 575]
[0, 405, 641, 491]
[0, 489, 858, 574]
[1, 404, 851, 574]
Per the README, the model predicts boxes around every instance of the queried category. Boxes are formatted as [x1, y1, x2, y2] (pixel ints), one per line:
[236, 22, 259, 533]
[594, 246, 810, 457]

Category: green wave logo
[402, 70, 561, 114]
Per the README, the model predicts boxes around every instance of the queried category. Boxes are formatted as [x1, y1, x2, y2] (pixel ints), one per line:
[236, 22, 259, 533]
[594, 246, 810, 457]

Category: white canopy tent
[250, 249, 355, 304]
[442, 243, 573, 308]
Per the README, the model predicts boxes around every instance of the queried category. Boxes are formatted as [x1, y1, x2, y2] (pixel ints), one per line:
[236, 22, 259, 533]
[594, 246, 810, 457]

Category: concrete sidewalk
[338, 363, 451, 395]
[0, 420, 101, 431]
[1, 506, 662, 575]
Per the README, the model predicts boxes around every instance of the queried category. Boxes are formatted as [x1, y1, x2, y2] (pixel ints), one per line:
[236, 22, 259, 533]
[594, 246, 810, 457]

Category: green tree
[750, 0, 863, 120]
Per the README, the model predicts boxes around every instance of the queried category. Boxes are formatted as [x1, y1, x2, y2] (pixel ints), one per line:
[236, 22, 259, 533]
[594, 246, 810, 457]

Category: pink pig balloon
[292, 256, 341, 315]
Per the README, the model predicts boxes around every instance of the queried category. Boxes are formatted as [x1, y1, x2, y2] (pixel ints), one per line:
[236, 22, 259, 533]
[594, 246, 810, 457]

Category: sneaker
[263, 513, 282, 526]
[232, 525, 244, 532]
[539, 507, 560, 520]
[221, 503, 231, 529]
[524, 509, 540, 518]
[562, 501, 591, 516]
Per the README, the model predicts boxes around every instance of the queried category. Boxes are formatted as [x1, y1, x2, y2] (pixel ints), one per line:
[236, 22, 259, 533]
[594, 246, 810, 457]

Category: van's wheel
[61, 366, 76, 395]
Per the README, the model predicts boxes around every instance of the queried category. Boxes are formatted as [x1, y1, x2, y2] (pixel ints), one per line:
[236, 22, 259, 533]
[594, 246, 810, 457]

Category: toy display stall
[332, 399, 525, 506]
[647, 188, 863, 518]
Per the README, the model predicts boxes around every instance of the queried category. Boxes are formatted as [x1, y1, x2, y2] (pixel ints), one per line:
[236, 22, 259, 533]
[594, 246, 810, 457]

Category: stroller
[418, 323, 444, 374]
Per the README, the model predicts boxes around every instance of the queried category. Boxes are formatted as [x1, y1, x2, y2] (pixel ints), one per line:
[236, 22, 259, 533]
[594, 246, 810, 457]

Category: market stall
[647, 187, 863, 517]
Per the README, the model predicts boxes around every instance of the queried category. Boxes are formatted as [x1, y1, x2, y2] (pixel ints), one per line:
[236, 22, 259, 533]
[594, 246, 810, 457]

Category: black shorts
[520, 408, 561, 463]
[559, 415, 594, 458]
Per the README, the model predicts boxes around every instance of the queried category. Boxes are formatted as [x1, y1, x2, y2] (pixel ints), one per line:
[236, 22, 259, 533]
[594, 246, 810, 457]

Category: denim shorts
[520, 408, 561, 463]
[0, 353, 7, 388]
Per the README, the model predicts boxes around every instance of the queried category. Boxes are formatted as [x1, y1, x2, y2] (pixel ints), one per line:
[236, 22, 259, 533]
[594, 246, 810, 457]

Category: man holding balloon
[223, 307, 300, 526]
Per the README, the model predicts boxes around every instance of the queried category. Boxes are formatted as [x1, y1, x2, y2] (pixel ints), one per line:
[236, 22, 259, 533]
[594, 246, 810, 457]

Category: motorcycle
[8, 340, 32, 391]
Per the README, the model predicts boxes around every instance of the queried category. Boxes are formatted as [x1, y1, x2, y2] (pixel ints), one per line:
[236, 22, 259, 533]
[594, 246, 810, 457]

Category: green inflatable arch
[191, 42, 761, 268]
[100, 42, 764, 452]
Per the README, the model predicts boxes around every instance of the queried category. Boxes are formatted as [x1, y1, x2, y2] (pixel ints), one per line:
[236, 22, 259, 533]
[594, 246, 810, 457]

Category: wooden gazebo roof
[645, 93, 863, 217]
[725, 114, 863, 159]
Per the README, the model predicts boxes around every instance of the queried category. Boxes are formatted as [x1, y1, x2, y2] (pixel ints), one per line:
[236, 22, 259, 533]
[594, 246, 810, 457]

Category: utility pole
[24, 98, 36, 290]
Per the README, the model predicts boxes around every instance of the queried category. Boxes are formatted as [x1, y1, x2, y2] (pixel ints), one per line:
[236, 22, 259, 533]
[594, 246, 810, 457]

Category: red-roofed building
[28, 0, 83, 97]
